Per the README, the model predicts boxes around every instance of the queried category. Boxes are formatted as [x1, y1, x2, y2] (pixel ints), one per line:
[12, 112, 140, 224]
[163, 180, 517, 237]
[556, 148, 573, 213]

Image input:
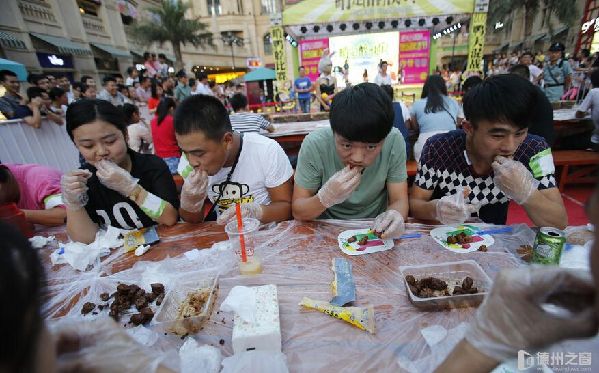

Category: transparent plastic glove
[180, 169, 208, 213]
[373, 210, 405, 239]
[217, 202, 264, 225]
[61, 169, 92, 210]
[465, 267, 598, 362]
[95, 160, 139, 197]
[492, 156, 540, 205]
[52, 318, 176, 372]
[435, 187, 480, 225]
[317, 166, 362, 208]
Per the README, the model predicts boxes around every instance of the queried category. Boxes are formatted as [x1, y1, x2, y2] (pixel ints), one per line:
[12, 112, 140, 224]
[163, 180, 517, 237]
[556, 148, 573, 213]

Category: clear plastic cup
[224, 217, 262, 275]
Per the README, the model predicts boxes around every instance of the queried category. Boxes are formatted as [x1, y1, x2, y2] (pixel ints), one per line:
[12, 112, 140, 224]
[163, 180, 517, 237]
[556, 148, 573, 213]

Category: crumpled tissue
[126, 325, 159, 347]
[221, 350, 289, 373]
[179, 337, 221, 373]
[560, 241, 592, 270]
[220, 286, 257, 323]
[29, 235, 55, 248]
[50, 226, 124, 271]
[135, 244, 150, 256]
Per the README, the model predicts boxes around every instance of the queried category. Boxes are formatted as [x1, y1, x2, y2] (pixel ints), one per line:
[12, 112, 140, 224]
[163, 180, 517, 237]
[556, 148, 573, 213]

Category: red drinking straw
[236, 203, 247, 263]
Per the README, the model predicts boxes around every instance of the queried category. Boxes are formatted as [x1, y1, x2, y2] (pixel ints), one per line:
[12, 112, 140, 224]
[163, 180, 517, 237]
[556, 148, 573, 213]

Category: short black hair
[102, 76, 116, 85]
[143, 52, 151, 60]
[174, 94, 232, 141]
[72, 82, 83, 92]
[230, 93, 248, 111]
[591, 68, 599, 87]
[176, 70, 186, 78]
[521, 51, 534, 58]
[330, 83, 393, 143]
[66, 99, 127, 140]
[195, 71, 208, 81]
[113, 73, 124, 79]
[380, 84, 394, 100]
[26, 86, 45, 101]
[0, 222, 45, 373]
[581, 48, 591, 58]
[126, 66, 135, 75]
[158, 53, 166, 59]
[462, 76, 483, 94]
[463, 74, 538, 130]
[80, 75, 93, 84]
[121, 103, 139, 124]
[117, 83, 127, 92]
[48, 86, 65, 101]
[0, 70, 17, 82]
[508, 64, 530, 80]
[29, 74, 46, 86]
[139, 76, 150, 85]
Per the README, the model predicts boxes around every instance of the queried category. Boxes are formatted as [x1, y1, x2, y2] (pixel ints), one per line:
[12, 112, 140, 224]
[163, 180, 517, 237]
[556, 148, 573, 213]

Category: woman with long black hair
[409, 74, 461, 161]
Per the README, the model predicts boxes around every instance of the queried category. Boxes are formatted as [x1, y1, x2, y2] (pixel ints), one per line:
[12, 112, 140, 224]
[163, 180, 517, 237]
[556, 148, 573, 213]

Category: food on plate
[170, 288, 213, 335]
[347, 236, 357, 243]
[81, 302, 96, 315]
[406, 275, 479, 298]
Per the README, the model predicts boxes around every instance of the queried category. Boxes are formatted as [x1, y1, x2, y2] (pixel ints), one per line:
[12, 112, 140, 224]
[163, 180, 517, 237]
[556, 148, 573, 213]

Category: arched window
[263, 33, 272, 55]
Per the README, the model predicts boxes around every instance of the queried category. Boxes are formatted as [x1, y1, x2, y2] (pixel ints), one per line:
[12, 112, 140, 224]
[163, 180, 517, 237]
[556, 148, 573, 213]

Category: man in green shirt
[292, 83, 409, 239]
[174, 70, 191, 103]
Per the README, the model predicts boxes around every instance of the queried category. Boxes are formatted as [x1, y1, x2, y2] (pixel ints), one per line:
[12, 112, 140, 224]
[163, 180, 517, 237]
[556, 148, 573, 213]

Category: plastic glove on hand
[217, 202, 264, 225]
[373, 210, 405, 239]
[465, 267, 598, 361]
[95, 160, 138, 197]
[435, 188, 480, 225]
[492, 156, 539, 205]
[317, 165, 362, 208]
[61, 169, 92, 210]
[180, 169, 209, 213]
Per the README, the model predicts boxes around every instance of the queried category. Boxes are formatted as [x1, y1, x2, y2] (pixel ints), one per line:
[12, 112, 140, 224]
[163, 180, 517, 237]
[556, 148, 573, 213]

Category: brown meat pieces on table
[81, 302, 96, 315]
[462, 276, 474, 290]
[347, 236, 357, 243]
[100, 292, 110, 302]
[405, 275, 416, 286]
[151, 283, 165, 295]
[419, 277, 448, 291]
[478, 245, 487, 252]
[358, 236, 369, 246]
[141, 307, 154, 322]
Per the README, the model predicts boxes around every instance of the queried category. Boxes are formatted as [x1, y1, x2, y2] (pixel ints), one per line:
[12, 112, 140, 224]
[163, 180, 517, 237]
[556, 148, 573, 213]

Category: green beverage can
[532, 227, 566, 265]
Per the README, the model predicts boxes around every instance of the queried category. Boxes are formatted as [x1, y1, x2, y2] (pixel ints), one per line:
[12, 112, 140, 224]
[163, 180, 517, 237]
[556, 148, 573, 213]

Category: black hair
[66, 99, 127, 140]
[380, 84, 394, 100]
[508, 64, 530, 80]
[113, 73, 124, 80]
[102, 76, 116, 85]
[80, 84, 94, 97]
[176, 70, 186, 79]
[126, 66, 135, 76]
[143, 52, 151, 60]
[0, 70, 17, 82]
[29, 74, 47, 86]
[330, 83, 393, 143]
[196, 71, 208, 81]
[156, 97, 176, 126]
[230, 93, 248, 111]
[151, 81, 160, 99]
[139, 76, 150, 85]
[463, 74, 538, 130]
[121, 103, 139, 124]
[591, 68, 599, 87]
[174, 94, 232, 141]
[48, 86, 65, 101]
[209, 80, 216, 88]
[521, 51, 534, 58]
[26, 86, 45, 101]
[158, 53, 166, 59]
[72, 82, 83, 92]
[189, 78, 196, 88]
[581, 48, 591, 58]
[80, 75, 93, 85]
[421, 75, 448, 113]
[0, 166, 20, 204]
[462, 76, 483, 94]
[0, 222, 45, 373]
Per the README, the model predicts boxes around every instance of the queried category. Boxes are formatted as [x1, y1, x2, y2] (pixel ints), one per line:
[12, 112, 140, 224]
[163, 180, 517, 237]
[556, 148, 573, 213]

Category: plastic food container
[154, 277, 219, 335]
[399, 260, 493, 311]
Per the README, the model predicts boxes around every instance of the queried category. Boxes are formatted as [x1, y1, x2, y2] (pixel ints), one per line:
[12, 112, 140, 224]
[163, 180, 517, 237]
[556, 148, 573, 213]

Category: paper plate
[430, 225, 494, 253]
[337, 229, 394, 256]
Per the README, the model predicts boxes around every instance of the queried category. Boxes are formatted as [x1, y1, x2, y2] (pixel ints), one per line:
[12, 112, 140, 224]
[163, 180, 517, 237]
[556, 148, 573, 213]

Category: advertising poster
[465, 13, 487, 74]
[329, 31, 399, 86]
[399, 30, 430, 84]
[299, 38, 329, 83]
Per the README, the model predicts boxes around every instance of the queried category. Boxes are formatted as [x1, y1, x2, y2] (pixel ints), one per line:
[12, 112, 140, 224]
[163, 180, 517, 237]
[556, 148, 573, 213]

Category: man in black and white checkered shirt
[410, 74, 567, 228]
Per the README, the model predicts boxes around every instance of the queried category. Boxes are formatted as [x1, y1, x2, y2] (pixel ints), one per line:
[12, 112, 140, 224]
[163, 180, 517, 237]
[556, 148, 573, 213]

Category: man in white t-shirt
[374, 60, 392, 86]
[192, 71, 214, 96]
[576, 68, 599, 151]
[520, 52, 542, 84]
[174, 94, 294, 224]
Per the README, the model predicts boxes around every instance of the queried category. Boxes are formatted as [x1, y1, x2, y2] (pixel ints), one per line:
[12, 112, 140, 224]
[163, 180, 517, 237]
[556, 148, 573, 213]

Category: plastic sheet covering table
[35, 220, 596, 372]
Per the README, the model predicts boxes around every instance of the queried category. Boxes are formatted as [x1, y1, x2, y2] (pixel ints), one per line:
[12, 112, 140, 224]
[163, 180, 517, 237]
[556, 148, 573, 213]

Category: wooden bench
[553, 150, 599, 190]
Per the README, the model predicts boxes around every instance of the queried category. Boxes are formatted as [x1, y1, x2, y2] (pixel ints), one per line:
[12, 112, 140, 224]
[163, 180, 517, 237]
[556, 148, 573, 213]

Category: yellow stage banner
[271, 26, 287, 83]
[283, 0, 475, 25]
[465, 12, 487, 74]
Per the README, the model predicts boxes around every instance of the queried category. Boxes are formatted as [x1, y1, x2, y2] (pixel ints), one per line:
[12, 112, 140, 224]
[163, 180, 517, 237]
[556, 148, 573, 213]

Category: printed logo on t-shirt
[212, 181, 254, 214]
[96, 202, 144, 230]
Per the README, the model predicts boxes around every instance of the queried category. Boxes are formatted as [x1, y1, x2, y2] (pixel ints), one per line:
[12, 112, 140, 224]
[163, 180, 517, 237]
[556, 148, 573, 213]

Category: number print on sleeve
[96, 202, 144, 230]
